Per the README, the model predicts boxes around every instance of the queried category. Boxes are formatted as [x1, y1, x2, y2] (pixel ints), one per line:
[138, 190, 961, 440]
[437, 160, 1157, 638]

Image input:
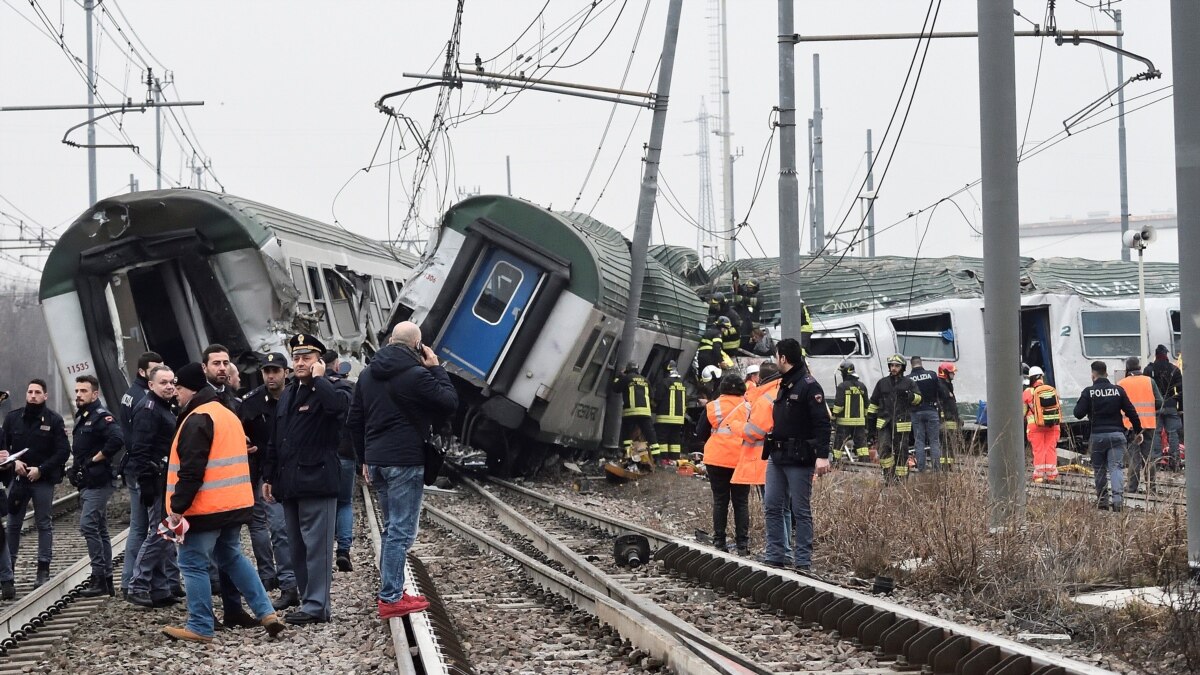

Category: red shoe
[402, 591, 427, 604]
[378, 595, 430, 619]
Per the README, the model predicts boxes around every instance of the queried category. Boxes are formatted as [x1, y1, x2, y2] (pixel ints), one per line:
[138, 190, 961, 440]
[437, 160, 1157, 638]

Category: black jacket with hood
[347, 343, 458, 467]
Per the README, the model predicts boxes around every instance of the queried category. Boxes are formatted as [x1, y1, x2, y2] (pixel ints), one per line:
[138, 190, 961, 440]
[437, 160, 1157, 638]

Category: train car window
[597, 339, 622, 394]
[290, 262, 313, 313]
[385, 280, 398, 303]
[573, 328, 602, 371]
[891, 313, 955, 360]
[306, 266, 325, 301]
[323, 268, 360, 335]
[472, 261, 523, 326]
[306, 265, 332, 338]
[579, 332, 615, 392]
[1170, 310, 1181, 356]
[372, 279, 391, 310]
[1081, 310, 1140, 357]
[808, 326, 870, 357]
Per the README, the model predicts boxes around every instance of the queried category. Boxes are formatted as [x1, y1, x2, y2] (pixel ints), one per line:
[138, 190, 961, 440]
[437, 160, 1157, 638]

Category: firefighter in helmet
[866, 354, 921, 482]
[653, 361, 686, 466]
[830, 360, 868, 462]
[937, 362, 960, 468]
[610, 362, 660, 463]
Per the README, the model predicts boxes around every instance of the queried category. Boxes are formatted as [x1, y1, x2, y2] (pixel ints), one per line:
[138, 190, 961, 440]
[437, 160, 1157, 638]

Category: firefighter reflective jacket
[611, 372, 652, 417]
[166, 394, 254, 531]
[1023, 382, 1062, 429]
[700, 395, 750, 469]
[696, 327, 725, 371]
[831, 376, 867, 427]
[720, 323, 741, 352]
[866, 374, 921, 433]
[938, 377, 960, 430]
[1116, 374, 1161, 430]
[654, 372, 687, 425]
[733, 375, 780, 485]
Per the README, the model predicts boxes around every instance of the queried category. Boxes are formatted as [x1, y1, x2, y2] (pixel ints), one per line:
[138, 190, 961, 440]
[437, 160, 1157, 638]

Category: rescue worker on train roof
[936, 363, 960, 468]
[866, 355, 921, 483]
[730, 272, 761, 352]
[611, 362, 660, 466]
[830, 361, 868, 463]
[653, 360, 686, 467]
[696, 321, 726, 375]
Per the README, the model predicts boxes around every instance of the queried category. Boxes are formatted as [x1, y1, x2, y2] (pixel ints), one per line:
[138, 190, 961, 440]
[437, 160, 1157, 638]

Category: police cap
[260, 352, 290, 371]
[289, 333, 326, 356]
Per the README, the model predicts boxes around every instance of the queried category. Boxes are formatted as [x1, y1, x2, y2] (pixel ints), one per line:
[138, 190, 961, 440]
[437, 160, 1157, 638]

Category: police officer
[1074, 360, 1142, 512]
[125, 365, 184, 607]
[866, 355, 921, 482]
[262, 333, 353, 624]
[610, 363, 660, 463]
[239, 353, 297, 610]
[830, 361, 868, 462]
[119, 351, 163, 443]
[2, 379, 70, 589]
[653, 361, 686, 466]
[907, 356, 942, 472]
[67, 374, 123, 598]
[762, 338, 831, 570]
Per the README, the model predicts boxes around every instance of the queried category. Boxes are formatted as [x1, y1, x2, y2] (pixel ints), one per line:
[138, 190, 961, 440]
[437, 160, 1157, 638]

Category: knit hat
[1155, 344, 1170, 356]
[175, 362, 209, 392]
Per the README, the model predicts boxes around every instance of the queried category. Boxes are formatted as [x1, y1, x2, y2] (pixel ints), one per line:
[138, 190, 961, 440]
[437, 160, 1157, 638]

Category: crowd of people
[0, 320, 455, 644]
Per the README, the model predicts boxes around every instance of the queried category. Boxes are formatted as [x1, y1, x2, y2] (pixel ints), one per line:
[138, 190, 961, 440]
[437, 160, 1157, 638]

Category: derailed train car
[388, 195, 707, 473]
[39, 189, 417, 402]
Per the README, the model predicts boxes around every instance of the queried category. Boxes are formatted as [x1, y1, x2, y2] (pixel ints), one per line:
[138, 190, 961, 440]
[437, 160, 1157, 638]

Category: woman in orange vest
[698, 374, 752, 556]
[1023, 366, 1062, 483]
[161, 363, 285, 643]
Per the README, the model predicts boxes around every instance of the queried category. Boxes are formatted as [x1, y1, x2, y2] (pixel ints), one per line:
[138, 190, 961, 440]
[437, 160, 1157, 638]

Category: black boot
[34, 562, 50, 589]
[272, 587, 300, 611]
[1, 581, 14, 600]
[78, 574, 107, 598]
[104, 575, 115, 597]
[335, 550, 353, 572]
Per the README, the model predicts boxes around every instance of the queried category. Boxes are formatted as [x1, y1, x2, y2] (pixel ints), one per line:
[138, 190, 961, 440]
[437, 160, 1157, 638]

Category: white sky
[0, 1, 1181, 278]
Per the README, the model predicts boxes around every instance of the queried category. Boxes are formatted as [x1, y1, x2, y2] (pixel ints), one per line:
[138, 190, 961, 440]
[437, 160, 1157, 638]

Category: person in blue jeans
[161, 363, 284, 643]
[325, 347, 358, 573]
[1074, 360, 1143, 512]
[907, 356, 942, 472]
[347, 322, 458, 619]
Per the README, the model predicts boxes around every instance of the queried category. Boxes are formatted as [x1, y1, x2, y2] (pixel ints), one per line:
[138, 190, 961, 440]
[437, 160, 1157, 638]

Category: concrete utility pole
[718, 0, 736, 262]
[810, 54, 825, 255]
[807, 118, 815, 248]
[606, 0, 684, 444]
[977, 0, 1025, 525]
[1169, 0, 1200, 581]
[506, 155, 512, 196]
[1113, 9, 1131, 263]
[777, 0, 804, 337]
[865, 128, 876, 257]
[154, 75, 164, 190]
[84, 0, 97, 206]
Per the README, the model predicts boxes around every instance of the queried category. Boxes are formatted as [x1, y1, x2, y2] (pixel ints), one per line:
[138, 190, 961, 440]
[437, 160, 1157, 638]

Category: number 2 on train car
[438, 248, 541, 380]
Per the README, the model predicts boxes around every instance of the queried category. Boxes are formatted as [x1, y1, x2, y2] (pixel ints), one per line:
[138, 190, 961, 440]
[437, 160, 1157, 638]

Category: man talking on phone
[262, 333, 352, 625]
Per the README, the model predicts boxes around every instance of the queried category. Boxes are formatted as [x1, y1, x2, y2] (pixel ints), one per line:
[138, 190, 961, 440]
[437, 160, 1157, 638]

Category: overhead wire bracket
[61, 103, 147, 151]
[1055, 32, 1161, 134]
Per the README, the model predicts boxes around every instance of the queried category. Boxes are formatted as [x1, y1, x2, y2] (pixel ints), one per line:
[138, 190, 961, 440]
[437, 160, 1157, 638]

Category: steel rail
[422, 501, 739, 675]
[363, 483, 419, 675]
[486, 477, 1117, 675]
[458, 477, 769, 674]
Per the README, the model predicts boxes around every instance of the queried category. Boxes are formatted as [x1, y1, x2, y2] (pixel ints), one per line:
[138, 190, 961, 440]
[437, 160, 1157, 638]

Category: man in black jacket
[262, 334, 352, 625]
[67, 375, 123, 598]
[1144, 344, 1184, 470]
[347, 321, 457, 620]
[124, 365, 183, 607]
[118, 351, 162, 447]
[239, 353, 296, 609]
[1074, 360, 1143, 512]
[2, 379, 70, 588]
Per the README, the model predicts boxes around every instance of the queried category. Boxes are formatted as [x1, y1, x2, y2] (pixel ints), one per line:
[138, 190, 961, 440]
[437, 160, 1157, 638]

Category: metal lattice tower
[693, 100, 720, 268]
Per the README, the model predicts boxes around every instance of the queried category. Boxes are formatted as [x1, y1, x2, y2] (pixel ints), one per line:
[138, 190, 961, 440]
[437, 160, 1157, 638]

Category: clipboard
[0, 448, 29, 467]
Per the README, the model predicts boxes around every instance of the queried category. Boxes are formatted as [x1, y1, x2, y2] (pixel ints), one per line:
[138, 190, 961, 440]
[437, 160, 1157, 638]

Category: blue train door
[438, 248, 542, 380]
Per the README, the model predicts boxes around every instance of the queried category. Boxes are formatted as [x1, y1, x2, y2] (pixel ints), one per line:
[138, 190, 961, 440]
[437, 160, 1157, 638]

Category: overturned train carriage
[39, 189, 417, 401]
[389, 195, 707, 471]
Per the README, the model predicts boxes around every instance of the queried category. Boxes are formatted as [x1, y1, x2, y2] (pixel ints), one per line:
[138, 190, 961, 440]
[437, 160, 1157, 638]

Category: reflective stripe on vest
[1117, 375, 1157, 429]
[704, 396, 749, 468]
[165, 400, 254, 518]
[624, 376, 651, 417]
[657, 380, 686, 425]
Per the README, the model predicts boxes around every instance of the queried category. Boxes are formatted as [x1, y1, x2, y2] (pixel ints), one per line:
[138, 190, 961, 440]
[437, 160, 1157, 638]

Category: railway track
[0, 488, 130, 672]
[426, 474, 1115, 675]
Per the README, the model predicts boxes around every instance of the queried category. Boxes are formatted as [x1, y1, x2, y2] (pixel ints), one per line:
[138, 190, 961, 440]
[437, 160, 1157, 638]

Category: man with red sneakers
[347, 322, 458, 619]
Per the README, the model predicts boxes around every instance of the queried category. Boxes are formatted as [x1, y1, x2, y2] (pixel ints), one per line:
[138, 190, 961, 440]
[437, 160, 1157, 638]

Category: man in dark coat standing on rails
[347, 321, 457, 619]
[262, 334, 353, 625]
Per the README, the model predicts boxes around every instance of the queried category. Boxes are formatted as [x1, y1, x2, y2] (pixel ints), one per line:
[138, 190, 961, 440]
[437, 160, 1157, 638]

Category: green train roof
[440, 196, 706, 338]
[40, 189, 417, 300]
[705, 255, 1180, 325]
[649, 244, 711, 287]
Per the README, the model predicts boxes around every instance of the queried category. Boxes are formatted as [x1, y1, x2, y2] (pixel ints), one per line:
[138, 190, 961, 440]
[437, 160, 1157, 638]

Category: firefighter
[716, 316, 741, 354]
[696, 374, 751, 555]
[830, 361, 868, 462]
[731, 275, 761, 351]
[707, 292, 730, 323]
[654, 361, 686, 466]
[699, 365, 723, 403]
[1023, 366, 1063, 483]
[800, 302, 814, 353]
[937, 363, 960, 468]
[866, 355, 921, 482]
[1117, 357, 1161, 493]
[696, 323, 725, 374]
[610, 363, 660, 463]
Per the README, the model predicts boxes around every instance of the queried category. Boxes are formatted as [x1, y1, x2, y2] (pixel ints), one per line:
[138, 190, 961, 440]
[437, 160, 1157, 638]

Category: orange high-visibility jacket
[732, 378, 781, 485]
[1116, 374, 1160, 430]
[703, 395, 751, 469]
[166, 400, 254, 519]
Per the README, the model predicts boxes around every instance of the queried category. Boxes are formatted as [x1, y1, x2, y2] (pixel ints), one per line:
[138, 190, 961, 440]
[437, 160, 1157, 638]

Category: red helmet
[938, 362, 957, 378]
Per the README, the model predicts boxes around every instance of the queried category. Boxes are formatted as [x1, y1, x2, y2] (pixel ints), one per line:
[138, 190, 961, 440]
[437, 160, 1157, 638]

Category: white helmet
[701, 365, 723, 383]
[745, 364, 760, 376]
[1028, 366, 1045, 378]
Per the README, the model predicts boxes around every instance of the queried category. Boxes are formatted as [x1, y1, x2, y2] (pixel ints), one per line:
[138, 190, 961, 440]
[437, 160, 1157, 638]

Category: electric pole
[810, 54, 825, 255]
[865, 128, 876, 257]
[716, 0, 736, 262]
[85, 0, 97, 206]
[778, 0, 804, 337]
[1111, 8, 1131, 263]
